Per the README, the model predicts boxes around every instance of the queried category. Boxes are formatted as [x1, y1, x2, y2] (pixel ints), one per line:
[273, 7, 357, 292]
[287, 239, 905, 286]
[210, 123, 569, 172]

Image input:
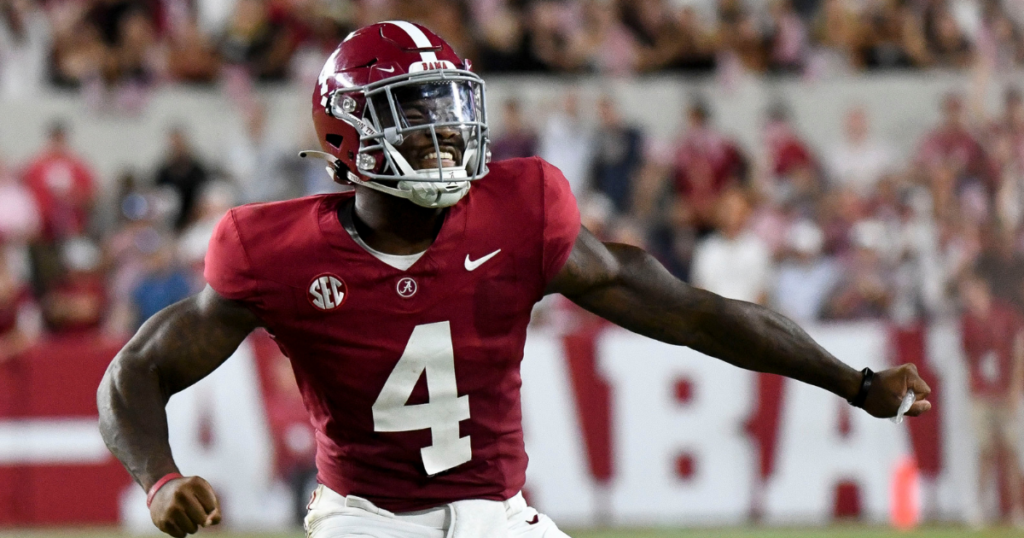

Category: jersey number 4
[372, 321, 472, 475]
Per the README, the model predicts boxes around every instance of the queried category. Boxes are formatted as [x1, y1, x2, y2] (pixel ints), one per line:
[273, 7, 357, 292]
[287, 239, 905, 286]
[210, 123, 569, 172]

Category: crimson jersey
[205, 157, 580, 512]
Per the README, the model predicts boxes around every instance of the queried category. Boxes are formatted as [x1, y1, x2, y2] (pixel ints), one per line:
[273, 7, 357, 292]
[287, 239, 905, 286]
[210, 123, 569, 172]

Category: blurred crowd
[523, 82, 1024, 333]
[2, 76, 1023, 346]
[3, 0, 1024, 105]
[0, 105, 334, 359]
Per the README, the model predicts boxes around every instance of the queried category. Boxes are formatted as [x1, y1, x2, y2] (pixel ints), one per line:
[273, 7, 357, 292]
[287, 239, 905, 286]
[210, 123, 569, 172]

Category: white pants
[304, 484, 570, 538]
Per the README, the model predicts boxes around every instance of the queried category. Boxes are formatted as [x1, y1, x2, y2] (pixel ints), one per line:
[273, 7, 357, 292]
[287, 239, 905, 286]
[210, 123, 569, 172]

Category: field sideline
[0, 527, 1015, 538]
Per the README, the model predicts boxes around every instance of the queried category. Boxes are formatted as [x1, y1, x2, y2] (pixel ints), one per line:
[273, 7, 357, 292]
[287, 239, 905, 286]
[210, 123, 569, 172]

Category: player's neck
[350, 188, 445, 255]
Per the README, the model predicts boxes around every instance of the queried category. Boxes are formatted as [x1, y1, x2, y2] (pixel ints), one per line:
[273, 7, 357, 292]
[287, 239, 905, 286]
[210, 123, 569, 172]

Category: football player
[97, 21, 932, 538]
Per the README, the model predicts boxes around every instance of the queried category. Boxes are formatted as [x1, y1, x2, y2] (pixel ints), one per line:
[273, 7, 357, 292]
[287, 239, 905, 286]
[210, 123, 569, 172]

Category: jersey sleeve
[204, 210, 259, 302]
[539, 158, 581, 283]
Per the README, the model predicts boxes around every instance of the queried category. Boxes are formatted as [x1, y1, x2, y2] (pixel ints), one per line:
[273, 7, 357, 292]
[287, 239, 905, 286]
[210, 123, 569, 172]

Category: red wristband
[146, 473, 184, 508]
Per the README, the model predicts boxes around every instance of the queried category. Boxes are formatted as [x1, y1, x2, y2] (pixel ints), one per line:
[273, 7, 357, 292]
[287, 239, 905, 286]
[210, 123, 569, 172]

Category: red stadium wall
[0, 335, 129, 525]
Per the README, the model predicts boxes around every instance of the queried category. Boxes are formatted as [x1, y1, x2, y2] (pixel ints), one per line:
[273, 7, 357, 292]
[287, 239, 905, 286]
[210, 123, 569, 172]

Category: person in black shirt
[155, 127, 209, 232]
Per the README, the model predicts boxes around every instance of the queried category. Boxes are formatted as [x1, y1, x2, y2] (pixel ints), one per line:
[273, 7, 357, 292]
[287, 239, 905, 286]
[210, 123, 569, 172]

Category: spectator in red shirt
[490, 99, 538, 162]
[22, 122, 96, 242]
[915, 93, 989, 188]
[959, 272, 1024, 527]
[41, 237, 107, 335]
[762, 104, 819, 205]
[673, 99, 747, 234]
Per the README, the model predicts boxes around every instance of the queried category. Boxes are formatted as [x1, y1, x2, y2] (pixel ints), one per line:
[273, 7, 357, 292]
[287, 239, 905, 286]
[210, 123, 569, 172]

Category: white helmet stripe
[383, 20, 439, 63]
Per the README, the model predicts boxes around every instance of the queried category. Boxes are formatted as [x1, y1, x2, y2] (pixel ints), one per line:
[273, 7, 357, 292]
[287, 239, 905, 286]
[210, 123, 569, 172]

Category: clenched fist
[862, 363, 933, 419]
[149, 476, 221, 537]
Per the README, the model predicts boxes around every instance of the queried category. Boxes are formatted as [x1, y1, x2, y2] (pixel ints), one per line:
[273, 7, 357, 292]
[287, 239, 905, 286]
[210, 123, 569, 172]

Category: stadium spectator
[22, 122, 97, 294]
[959, 271, 1024, 527]
[22, 122, 96, 242]
[974, 224, 1024, 312]
[0, 0, 52, 101]
[522, 0, 584, 73]
[858, 0, 928, 70]
[473, 1, 542, 73]
[691, 189, 771, 303]
[766, 0, 808, 73]
[131, 233, 192, 329]
[41, 237, 106, 334]
[975, 0, 1024, 71]
[673, 99, 747, 235]
[102, 174, 179, 336]
[155, 126, 211, 231]
[0, 155, 41, 300]
[621, 0, 682, 73]
[760, 104, 819, 205]
[822, 219, 895, 320]
[226, 103, 294, 203]
[718, 0, 772, 75]
[49, 1, 107, 89]
[922, 3, 974, 69]
[166, 13, 221, 84]
[0, 247, 38, 362]
[567, 0, 636, 74]
[490, 99, 538, 162]
[827, 106, 894, 197]
[772, 219, 839, 322]
[589, 96, 644, 214]
[178, 181, 235, 274]
[538, 91, 593, 195]
[219, 0, 294, 81]
[669, 6, 716, 73]
[0, 155, 41, 247]
[809, 0, 860, 75]
[915, 93, 989, 189]
[9, 0, 1023, 88]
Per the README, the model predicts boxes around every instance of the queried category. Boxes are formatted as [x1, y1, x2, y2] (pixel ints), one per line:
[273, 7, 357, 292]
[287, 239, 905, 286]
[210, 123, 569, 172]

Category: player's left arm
[545, 226, 932, 418]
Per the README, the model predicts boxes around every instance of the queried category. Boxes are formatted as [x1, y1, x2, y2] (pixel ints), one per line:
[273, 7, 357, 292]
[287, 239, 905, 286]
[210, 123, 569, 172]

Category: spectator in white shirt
[772, 219, 839, 322]
[0, 0, 51, 101]
[226, 103, 294, 203]
[538, 92, 594, 196]
[691, 189, 772, 303]
[826, 106, 893, 197]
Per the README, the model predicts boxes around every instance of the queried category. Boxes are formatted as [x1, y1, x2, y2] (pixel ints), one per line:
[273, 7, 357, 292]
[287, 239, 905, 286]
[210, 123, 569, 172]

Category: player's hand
[149, 475, 221, 537]
[862, 364, 932, 419]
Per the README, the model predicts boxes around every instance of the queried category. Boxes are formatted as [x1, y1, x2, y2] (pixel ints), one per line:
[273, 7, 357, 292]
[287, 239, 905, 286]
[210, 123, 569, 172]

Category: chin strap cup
[398, 180, 470, 208]
[300, 149, 471, 208]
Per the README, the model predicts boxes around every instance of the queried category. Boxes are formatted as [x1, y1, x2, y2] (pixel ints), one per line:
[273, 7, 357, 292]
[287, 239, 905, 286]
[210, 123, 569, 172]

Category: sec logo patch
[309, 274, 348, 311]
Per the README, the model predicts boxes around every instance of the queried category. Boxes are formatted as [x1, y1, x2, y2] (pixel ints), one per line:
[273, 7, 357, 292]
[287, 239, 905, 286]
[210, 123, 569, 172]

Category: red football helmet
[304, 21, 489, 208]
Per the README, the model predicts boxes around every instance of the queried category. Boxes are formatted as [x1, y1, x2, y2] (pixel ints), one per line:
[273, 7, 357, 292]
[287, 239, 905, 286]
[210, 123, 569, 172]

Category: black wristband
[848, 367, 874, 408]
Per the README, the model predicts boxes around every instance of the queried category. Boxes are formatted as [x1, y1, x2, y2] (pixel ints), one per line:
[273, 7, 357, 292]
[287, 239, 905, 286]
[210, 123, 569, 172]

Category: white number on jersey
[372, 321, 472, 475]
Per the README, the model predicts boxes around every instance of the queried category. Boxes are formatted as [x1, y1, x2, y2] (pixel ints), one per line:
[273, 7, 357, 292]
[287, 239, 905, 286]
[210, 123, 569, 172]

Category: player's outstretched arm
[546, 226, 932, 419]
[97, 285, 262, 537]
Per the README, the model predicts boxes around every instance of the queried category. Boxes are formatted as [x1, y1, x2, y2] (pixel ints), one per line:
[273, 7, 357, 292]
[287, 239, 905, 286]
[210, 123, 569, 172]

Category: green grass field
[0, 527, 1017, 538]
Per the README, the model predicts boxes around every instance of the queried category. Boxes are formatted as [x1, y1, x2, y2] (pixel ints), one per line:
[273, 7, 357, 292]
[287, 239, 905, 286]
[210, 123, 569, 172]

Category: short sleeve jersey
[205, 157, 580, 512]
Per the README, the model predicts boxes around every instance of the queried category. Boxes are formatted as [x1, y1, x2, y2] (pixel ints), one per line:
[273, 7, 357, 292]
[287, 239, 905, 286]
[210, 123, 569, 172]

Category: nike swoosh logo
[465, 249, 501, 271]
[379, 66, 395, 73]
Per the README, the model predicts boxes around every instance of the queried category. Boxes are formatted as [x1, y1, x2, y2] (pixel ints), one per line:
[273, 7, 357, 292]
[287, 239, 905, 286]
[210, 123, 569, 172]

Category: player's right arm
[97, 285, 262, 537]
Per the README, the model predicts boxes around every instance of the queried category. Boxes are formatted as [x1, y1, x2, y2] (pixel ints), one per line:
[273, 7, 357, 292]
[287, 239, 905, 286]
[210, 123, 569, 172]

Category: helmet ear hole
[325, 134, 343, 149]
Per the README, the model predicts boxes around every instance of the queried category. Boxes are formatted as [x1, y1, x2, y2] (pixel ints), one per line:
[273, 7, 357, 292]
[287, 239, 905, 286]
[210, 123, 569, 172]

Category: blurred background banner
[0, 322, 977, 530]
[3, 0, 1024, 532]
